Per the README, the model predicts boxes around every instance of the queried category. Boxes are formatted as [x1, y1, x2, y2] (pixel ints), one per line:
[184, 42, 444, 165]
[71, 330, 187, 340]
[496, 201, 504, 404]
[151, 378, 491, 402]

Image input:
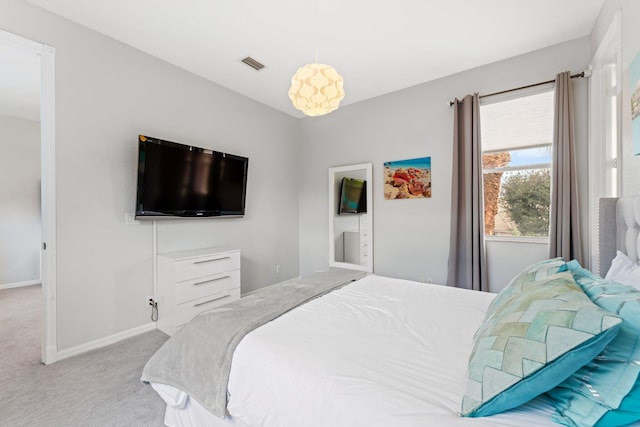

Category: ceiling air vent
[241, 56, 265, 71]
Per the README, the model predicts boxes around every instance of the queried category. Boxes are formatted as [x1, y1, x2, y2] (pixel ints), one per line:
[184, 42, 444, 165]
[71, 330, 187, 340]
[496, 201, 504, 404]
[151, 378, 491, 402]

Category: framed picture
[383, 157, 431, 199]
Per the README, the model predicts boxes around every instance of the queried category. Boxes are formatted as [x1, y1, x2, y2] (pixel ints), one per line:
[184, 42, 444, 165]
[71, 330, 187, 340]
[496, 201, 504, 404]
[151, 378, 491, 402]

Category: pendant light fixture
[288, 0, 345, 116]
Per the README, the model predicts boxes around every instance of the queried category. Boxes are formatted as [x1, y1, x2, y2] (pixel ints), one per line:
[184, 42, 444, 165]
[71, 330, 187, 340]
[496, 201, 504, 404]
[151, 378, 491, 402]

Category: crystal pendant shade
[288, 63, 345, 116]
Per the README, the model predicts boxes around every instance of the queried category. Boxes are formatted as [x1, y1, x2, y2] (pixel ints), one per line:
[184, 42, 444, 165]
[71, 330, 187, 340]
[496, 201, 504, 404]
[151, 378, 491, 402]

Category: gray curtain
[549, 72, 583, 263]
[447, 94, 488, 291]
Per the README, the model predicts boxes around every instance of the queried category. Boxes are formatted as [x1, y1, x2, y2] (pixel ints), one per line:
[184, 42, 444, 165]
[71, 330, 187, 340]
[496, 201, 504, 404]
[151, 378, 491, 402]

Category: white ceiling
[13, 0, 604, 119]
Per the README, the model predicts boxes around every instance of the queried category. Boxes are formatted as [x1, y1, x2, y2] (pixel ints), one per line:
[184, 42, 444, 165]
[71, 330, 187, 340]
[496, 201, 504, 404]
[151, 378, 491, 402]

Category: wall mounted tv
[135, 135, 248, 218]
[338, 177, 367, 214]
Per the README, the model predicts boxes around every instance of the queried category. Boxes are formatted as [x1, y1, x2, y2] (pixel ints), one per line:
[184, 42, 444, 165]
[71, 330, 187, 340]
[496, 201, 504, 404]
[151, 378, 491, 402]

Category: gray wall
[592, 0, 640, 196]
[0, 114, 40, 285]
[1, 0, 299, 350]
[298, 37, 591, 284]
[0, 0, 598, 352]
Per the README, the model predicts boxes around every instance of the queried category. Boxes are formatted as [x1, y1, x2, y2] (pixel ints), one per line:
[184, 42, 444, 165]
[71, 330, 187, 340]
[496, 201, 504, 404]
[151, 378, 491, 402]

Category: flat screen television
[135, 135, 248, 218]
[338, 177, 367, 214]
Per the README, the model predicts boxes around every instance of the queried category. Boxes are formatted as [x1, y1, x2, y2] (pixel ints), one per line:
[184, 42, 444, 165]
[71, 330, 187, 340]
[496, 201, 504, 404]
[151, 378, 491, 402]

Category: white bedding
[154, 275, 558, 427]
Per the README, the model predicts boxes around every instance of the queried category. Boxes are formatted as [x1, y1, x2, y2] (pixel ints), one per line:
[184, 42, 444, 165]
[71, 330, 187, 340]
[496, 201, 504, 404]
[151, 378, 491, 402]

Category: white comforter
[155, 275, 558, 427]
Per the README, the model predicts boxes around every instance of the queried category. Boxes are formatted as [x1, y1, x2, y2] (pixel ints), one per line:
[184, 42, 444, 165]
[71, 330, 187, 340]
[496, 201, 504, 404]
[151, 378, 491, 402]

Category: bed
[598, 196, 640, 274]
[142, 195, 640, 427]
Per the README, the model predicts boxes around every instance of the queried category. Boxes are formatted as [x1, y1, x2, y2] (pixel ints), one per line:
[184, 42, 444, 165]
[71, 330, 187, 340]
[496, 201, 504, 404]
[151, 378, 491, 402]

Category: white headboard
[599, 195, 640, 276]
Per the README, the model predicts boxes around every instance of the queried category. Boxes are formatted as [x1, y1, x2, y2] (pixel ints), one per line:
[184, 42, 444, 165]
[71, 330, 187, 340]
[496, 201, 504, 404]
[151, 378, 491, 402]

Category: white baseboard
[56, 322, 157, 361]
[0, 279, 41, 290]
[44, 345, 58, 365]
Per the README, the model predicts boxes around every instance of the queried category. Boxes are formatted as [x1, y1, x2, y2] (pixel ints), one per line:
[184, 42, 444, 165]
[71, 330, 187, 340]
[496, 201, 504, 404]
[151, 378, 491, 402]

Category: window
[589, 11, 621, 274]
[480, 89, 554, 238]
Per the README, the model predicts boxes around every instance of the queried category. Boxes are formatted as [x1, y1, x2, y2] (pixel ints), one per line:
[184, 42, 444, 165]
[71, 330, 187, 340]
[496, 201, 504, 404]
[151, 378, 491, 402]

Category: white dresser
[157, 247, 241, 336]
[343, 230, 369, 265]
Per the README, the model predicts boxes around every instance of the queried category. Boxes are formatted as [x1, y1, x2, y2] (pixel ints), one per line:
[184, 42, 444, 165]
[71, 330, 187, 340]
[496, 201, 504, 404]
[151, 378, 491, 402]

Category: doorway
[0, 29, 56, 364]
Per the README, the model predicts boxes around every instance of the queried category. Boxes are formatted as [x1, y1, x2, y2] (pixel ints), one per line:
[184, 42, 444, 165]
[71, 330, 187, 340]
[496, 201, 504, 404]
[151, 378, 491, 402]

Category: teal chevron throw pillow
[548, 260, 640, 427]
[461, 271, 622, 418]
[485, 257, 565, 316]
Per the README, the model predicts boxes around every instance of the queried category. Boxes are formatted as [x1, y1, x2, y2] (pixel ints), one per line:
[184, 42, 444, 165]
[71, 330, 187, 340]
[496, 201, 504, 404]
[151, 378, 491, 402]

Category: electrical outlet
[275, 264, 281, 274]
[146, 296, 155, 307]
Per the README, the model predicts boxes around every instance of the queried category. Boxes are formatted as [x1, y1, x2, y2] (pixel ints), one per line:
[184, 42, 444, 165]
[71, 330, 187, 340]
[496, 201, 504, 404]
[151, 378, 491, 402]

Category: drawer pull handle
[194, 256, 230, 264]
[194, 294, 231, 307]
[193, 275, 230, 286]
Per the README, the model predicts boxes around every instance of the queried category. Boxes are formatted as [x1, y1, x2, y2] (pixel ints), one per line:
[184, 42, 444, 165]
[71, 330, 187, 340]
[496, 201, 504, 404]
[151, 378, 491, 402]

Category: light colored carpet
[1, 285, 170, 427]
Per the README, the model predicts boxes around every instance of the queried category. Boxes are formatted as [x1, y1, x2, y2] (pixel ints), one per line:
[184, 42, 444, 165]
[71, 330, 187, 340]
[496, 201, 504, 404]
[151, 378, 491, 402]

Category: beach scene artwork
[630, 51, 640, 155]
[384, 157, 431, 199]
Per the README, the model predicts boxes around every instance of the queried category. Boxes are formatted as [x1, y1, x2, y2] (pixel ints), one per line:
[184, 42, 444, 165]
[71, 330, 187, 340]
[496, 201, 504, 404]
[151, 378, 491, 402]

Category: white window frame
[589, 11, 622, 274]
[480, 86, 554, 243]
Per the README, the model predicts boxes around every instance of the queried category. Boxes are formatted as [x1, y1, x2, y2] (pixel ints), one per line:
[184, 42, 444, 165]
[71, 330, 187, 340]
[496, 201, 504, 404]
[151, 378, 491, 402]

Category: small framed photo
[383, 157, 431, 199]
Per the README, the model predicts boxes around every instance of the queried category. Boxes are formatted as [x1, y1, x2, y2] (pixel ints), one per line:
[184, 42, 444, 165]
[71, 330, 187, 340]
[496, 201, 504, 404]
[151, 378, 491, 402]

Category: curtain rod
[448, 71, 586, 106]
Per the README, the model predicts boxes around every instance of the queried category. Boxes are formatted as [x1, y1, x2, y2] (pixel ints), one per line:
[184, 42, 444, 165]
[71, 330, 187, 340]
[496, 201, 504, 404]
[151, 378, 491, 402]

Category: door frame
[0, 28, 57, 364]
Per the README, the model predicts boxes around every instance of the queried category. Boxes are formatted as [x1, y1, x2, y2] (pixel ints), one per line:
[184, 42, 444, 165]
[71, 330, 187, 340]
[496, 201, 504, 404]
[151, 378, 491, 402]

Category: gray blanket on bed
[141, 267, 366, 418]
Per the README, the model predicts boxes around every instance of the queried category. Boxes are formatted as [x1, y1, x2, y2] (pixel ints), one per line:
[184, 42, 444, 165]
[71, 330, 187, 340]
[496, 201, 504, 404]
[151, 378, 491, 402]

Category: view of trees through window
[500, 169, 550, 236]
[482, 148, 551, 238]
[480, 89, 554, 238]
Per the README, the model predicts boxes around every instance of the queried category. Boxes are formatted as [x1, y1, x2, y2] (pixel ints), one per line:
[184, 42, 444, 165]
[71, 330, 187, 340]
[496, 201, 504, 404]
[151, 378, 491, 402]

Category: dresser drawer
[174, 288, 241, 327]
[176, 270, 240, 304]
[175, 251, 240, 282]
